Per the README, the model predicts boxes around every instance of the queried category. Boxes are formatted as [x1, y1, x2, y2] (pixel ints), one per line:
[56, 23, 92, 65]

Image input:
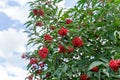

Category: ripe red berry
[32, 9, 44, 16]
[66, 19, 72, 24]
[58, 44, 66, 53]
[39, 9, 44, 16]
[44, 34, 52, 43]
[91, 66, 99, 72]
[116, 59, 120, 66]
[39, 62, 45, 68]
[80, 74, 88, 80]
[30, 58, 38, 65]
[72, 37, 83, 47]
[36, 70, 42, 74]
[38, 47, 49, 59]
[35, 22, 43, 26]
[66, 46, 74, 53]
[58, 27, 68, 36]
[109, 59, 119, 71]
[32, 9, 39, 15]
[32, 65, 37, 69]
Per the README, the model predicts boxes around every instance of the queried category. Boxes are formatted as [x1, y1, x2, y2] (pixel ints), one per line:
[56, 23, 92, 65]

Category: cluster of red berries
[38, 47, 49, 59]
[109, 59, 120, 71]
[33, 9, 44, 16]
[27, 58, 46, 80]
[80, 74, 88, 80]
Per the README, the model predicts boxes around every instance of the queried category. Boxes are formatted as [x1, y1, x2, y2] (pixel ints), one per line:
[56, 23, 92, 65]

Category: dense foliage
[23, 0, 120, 80]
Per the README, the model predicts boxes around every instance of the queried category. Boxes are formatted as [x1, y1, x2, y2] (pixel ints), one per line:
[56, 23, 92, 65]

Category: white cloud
[0, 0, 31, 23]
[0, 6, 29, 23]
[0, 0, 65, 24]
[0, 28, 27, 55]
[0, 65, 27, 80]
[0, 28, 28, 80]
[11, 0, 34, 6]
[0, 0, 7, 8]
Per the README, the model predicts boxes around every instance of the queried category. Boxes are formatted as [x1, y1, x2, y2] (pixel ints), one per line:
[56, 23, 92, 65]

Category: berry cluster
[109, 59, 120, 71]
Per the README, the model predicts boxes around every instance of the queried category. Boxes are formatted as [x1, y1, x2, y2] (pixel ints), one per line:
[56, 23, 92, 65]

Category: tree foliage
[24, 0, 120, 80]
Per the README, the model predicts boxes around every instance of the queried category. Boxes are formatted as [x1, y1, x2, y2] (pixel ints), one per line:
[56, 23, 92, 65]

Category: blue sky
[0, 0, 78, 80]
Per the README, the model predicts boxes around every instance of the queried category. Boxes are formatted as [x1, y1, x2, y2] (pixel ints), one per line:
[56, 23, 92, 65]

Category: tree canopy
[23, 0, 120, 80]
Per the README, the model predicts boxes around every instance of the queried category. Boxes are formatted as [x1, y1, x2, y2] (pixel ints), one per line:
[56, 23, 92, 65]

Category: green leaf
[111, 74, 120, 79]
[102, 69, 109, 77]
[58, 8, 63, 18]
[62, 64, 68, 73]
[88, 61, 106, 70]
[52, 77, 58, 80]
[26, 64, 31, 70]
[53, 0, 57, 5]
[100, 57, 109, 63]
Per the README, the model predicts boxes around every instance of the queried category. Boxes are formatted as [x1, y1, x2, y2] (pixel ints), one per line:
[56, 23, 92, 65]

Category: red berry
[109, 59, 119, 71]
[58, 27, 68, 36]
[80, 74, 88, 80]
[39, 62, 45, 68]
[72, 37, 83, 47]
[30, 58, 38, 65]
[116, 59, 120, 66]
[35, 22, 43, 26]
[39, 9, 44, 16]
[66, 19, 72, 24]
[27, 75, 33, 80]
[46, 72, 51, 78]
[32, 65, 37, 69]
[36, 70, 42, 74]
[50, 26, 55, 30]
[91, 66, 99, 72]
[66, 46, 74, 53]
[44, 34, 52, 43]
[58, 44, 66, 53]
[38, 47, 49, 59]
[21, 53, 27, 59]
[32, 9, 44, 16]
[32, 9, 39, 15]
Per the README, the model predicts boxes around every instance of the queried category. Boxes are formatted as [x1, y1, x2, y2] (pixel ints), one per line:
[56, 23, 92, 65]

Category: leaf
[74, 6, 79, 12]
[26, 64, 31, 70]
[100, 57, 109, 63]
[111, 74, 120, 78]
[57, 0, 63, 3]
[52, 77, 58, 80]
[88, 61, 106, 70]
[58, 8, 63, 18]
[24, 20, 33, 28]
[53, 0, 57, 5]
[102, 69, 109, 77]
[62, 64, 68, 73]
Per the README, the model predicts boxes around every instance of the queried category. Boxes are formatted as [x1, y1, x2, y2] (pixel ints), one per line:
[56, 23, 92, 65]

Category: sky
[0, 0, 78, 80]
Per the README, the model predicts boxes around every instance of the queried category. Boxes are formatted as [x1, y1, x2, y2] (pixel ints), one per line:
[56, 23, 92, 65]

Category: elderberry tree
[23, 0, 120, 80]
